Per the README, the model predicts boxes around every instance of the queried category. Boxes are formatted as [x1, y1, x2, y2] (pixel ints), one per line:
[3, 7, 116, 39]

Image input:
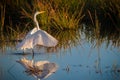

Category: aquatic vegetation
[0, 0, 119, 50]
[47, 0, 85, 30]
[1, 0, 120, 31]
[0, 0, 6, 39]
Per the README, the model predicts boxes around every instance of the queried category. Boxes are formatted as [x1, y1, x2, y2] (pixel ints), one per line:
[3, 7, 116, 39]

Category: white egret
[17, 58, 58, 80]
[16, 11, 58, 52]
[24, 11, 45, 39]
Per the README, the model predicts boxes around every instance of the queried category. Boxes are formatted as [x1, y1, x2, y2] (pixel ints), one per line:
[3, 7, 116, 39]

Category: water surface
[0, 30, 120, 80]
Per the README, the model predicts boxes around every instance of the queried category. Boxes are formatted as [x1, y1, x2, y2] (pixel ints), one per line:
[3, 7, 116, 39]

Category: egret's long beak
[34, 11, 45, 17]
[39, 11, 45, 14]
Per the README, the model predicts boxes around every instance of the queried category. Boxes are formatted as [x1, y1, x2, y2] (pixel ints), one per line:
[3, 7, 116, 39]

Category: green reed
[47, 0, 85, 30]
[0, 0, 119, 50]
[19, 0, 85, 31]
[0, 0, 6, 40]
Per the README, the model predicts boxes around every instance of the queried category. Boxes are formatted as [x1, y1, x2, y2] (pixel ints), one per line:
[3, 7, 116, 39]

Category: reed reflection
[17, 57, 58, 80]
[0, 23, 119, 53]
[52, 29, 81, 51]
[81, 24, 120, 48]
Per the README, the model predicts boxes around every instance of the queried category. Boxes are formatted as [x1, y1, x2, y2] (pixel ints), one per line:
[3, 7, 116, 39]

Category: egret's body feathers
[16, 11, 58, 50]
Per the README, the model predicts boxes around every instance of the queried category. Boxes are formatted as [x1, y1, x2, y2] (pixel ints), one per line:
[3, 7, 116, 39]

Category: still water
[0, 33, 120, 80]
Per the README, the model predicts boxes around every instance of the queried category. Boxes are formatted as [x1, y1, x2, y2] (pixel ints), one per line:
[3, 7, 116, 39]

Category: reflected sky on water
[0, 41, 120, 80]
[0, 28, 120, 80]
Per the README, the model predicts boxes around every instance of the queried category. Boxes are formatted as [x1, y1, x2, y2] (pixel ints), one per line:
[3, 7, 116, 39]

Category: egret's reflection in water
[17, 58, 58, 80]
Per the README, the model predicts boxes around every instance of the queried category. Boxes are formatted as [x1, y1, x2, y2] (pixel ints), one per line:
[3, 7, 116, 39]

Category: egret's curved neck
[34, 13, 40, 30]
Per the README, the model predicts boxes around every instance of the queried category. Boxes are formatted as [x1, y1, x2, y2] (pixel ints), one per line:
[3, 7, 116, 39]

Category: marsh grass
[44, 29, 82, 53]
[0, 0, 120, 50]
[0, 0, 6, 40]
[48, 1, 85, 30]
[19, 0, 85, 31]
[55, 30, 81, 49]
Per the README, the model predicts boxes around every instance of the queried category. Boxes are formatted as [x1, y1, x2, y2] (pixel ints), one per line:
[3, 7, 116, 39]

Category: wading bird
[16, 11, 58, 53]
[17, 58, 58, 80]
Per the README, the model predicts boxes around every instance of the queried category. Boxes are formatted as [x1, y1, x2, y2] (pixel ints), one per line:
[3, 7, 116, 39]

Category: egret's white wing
[34, 62, 58, 79]
[16, 36, 34, 49]
[34, 61, 50, 66]
[16, 27, 38, 50]
[32, 30, 58, 47]
[17, 58, 33, 69]
[40, 63, 58, 79]
[16, 28, 58, 50]
[25, 27, 39, 39]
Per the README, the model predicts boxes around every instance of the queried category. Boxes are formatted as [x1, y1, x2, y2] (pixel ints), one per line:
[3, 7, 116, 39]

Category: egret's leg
[32, 49, 34, 59]
[23, 49, 25, 54]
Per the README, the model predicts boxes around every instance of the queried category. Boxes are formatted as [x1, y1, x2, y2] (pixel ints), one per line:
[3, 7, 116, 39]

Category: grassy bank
[0, 0, 120, 31]
[0, 0, 120, 48]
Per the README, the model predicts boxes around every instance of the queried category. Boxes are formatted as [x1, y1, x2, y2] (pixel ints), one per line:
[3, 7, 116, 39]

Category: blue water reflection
[17, 57, 58, 80]
[0, 40, 120, 80]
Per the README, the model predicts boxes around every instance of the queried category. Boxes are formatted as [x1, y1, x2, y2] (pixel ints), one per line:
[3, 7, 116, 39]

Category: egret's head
[34, 11, 45, 22]
[35, 11, 45, 17]
[34, 11, 45, 29]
